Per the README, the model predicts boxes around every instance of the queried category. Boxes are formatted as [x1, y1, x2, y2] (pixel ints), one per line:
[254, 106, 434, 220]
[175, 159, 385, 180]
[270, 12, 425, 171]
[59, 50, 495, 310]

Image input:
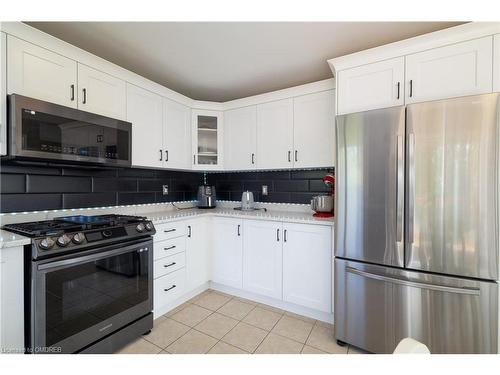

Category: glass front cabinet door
[191, 109, 223, 170]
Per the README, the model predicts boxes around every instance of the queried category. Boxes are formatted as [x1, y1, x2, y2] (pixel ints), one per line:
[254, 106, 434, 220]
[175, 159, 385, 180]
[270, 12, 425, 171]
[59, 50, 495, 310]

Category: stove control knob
[145, 222, 154, 231]
[72, 232, 86, 244]
[136, 223, 145, 233]
[56, 234, 71, 247]
[39, 237, 55, 250]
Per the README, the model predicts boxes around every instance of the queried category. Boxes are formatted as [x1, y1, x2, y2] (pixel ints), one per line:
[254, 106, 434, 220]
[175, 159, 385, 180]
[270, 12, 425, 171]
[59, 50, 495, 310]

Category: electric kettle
[241, 191, 255, 210]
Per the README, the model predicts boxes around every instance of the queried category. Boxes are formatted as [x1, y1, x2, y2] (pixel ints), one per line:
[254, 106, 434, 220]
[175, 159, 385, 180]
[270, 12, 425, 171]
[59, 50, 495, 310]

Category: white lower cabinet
[154, 268, 186, 314]
[185, 218, 210, 291]
[242, 220, 283, 299]
[212, 217, 243, 288]
[282, 224, 332, 312]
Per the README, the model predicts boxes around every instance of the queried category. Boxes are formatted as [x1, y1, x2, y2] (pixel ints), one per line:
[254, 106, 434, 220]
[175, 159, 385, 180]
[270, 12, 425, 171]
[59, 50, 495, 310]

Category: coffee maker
[197, 185, 217, 208]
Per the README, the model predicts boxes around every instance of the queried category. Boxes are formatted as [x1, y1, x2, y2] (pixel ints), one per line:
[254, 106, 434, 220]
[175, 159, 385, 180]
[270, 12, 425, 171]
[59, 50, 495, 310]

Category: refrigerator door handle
[396, 135, 404, 245]
[407, 132, 416, 251]
[346, 267, 480, 296]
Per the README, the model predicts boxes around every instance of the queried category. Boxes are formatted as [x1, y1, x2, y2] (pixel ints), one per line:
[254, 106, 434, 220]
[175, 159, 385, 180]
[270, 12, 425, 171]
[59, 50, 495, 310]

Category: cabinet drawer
[154, 268, 186, 311]
[154, 237, 186, 260]
[153, 221, 186, 242]
[154, 252, 185, 279]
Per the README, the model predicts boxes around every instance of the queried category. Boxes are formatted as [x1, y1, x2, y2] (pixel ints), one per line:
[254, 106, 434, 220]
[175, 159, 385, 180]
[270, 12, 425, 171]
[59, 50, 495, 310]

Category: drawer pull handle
[164, 262, 176, 268]
[164, 229, 176, 233]
[164, 245, 177, 250]
[164, 285, 176, 292]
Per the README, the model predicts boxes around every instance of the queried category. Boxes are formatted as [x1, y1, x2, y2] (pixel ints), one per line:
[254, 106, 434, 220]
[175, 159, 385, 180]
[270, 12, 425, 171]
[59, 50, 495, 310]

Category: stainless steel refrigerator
[334, 93, 499, 354]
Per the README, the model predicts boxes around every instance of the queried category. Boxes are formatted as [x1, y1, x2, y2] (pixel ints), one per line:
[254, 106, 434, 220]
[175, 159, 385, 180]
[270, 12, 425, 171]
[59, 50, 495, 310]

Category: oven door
[8, 94, 132, 167]
[30, 239, 152, 354]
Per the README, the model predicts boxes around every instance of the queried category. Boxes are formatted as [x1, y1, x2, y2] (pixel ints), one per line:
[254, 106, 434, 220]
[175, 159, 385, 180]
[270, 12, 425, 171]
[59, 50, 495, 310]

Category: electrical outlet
[262, 185, 268, 196]
[162, 185, 169, 195]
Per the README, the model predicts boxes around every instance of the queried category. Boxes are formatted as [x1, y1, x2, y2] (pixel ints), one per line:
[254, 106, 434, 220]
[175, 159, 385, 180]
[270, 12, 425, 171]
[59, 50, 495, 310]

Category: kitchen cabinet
[77, 63, 127, 120]
[293, 90, 335, 168]
[0, 245, 24, 353]
[192, 109, 223, 170]
[127, 83, 163, 169]
[494, 34, 500, 93]
[212, 217, 243, 288]
[256, 98, 294, 169]
[163, 98, 191, 170]
[405, 36, 493, 104]
[186, 218, 210, 291]
[337, 57, 404, 115]
[7, 35, 77, 108]
[282, 223, 332, 312]
[242, 220, 283, 299]
[224, 106, 257, 170]
[0, 32, 6, 156]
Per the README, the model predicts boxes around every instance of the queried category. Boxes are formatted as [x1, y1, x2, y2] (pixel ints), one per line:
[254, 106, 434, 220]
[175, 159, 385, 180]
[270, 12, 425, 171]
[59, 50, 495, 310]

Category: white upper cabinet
[494, 34, 500, 92]
[212, 217, 243, 289]
[256, 98, 294, 169]
[243, 220, 283, 299]
[1, 32, 6, 156]
[126, 83, 163, 169]
[405, 36, 493, 104]
[293, 90, 335, 168]
[192, 109, 223, 170]
[337, 57, 404, 115]
[7, 35, 77, 108]
[163, 98, 191, 170]
[282, 224, 332, 313]
[77, 63, 126, 120]
[224, 106, 257, 170]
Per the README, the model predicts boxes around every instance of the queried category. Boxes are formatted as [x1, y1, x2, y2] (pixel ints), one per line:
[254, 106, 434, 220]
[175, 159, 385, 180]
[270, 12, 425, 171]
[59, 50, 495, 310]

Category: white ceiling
[26, 22, 464, 102]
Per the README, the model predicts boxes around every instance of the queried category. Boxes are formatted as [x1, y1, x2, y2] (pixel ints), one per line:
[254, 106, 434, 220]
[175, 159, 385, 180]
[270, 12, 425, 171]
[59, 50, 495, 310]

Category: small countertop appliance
[311, 174, 334, 218]
[197, 185, 216, 208]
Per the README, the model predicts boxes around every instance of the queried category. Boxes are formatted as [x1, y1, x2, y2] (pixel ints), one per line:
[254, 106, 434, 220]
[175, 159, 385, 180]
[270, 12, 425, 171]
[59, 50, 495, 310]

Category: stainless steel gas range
[3, 214, 155, 354]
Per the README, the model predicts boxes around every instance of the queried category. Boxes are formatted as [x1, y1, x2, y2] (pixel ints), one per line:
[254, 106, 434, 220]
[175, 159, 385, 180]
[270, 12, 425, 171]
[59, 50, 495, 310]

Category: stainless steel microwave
[6, 94, 132, 167]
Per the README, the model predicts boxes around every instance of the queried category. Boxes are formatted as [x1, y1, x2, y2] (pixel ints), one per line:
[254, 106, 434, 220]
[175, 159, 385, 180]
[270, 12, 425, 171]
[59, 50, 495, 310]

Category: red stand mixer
[310, 174, 335, 218]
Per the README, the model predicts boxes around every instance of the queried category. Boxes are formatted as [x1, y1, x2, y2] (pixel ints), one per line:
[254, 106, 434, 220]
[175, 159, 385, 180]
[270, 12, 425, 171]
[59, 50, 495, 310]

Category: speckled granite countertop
[0, 229, 31, 249]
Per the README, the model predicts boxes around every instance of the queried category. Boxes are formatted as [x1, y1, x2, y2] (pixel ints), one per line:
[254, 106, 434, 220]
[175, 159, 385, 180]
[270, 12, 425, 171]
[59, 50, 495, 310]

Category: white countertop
[0, 201, 333, 249]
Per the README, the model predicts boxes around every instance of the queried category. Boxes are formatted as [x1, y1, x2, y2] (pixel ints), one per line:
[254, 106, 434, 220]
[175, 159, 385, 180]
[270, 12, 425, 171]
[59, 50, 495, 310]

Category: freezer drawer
[335, 258, 498, 353]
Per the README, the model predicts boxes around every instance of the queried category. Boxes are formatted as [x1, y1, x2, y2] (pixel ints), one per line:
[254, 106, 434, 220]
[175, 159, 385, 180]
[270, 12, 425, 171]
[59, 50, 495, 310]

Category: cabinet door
[256, 99, 294, 169]
[406, 36, 493, 103]
[78, 63, 126, 119]
[186, 219, 210, 291]
[126, 83, 163, 168]
[224, 106, 257, 170]
[7, 35, 77, 108]
[212, 217, 243, 288]
[494, 34, 500, 93]
[243, 220, 283, 299]
[293, 90, 335, 168]
[0, 32, 6, 156]
[282, 223, 332, 312]
[192, 109, 223, 170]
[337, 57, 404, 115]
[164, 98, 191, 170]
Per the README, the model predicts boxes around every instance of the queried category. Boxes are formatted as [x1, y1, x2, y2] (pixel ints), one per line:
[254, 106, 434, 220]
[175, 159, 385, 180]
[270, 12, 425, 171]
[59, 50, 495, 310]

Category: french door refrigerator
[334, 93, 499, 354]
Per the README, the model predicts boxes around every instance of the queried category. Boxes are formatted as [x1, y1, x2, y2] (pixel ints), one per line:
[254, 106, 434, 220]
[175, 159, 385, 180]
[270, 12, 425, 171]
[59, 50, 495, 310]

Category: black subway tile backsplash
[0, 160, 332, 213]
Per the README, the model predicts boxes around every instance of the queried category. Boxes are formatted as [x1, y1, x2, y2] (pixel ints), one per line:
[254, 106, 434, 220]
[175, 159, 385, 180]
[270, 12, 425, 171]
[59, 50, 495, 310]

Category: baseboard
[210, 282, 334, 324]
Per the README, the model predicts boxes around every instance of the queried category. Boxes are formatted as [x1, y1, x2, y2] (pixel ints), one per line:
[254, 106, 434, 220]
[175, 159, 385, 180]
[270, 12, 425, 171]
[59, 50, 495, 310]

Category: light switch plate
[162, 185, 169, 195]
[262, 185, 268, 196]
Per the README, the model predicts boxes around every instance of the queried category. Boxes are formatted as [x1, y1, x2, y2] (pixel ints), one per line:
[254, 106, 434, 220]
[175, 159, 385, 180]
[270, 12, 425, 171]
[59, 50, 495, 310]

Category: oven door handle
[37, 241, 151, 271]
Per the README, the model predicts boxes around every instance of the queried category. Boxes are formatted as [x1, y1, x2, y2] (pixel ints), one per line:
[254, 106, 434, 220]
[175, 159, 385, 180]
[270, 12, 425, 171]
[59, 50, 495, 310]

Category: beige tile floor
[117, 289, 369, 354]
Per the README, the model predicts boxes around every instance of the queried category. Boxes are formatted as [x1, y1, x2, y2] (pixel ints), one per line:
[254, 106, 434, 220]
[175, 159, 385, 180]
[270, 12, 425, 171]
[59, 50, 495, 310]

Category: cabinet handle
[193, 155, 196, 164]
[409, 80, 413, 98]
[164, 285, 176, 292]
[188, 225, 192, 238]
[294, 150, 298, 162]
[164, 245, 176, 251]
[284, 229, 287, 242]
[82, 88, 87, 104]
[163, 262, 176, 268]
[70, 84, 75, 101]
[277, 228, 280, 242]
[288, 151, 291, 162]
[251, 153, 255, 164]
[396, 82, 400, 99]
[164, 229, 176, 233]
[166, 150, 169, 162]
[237, 224, 241, 236]
[159, 149, 163, 161]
